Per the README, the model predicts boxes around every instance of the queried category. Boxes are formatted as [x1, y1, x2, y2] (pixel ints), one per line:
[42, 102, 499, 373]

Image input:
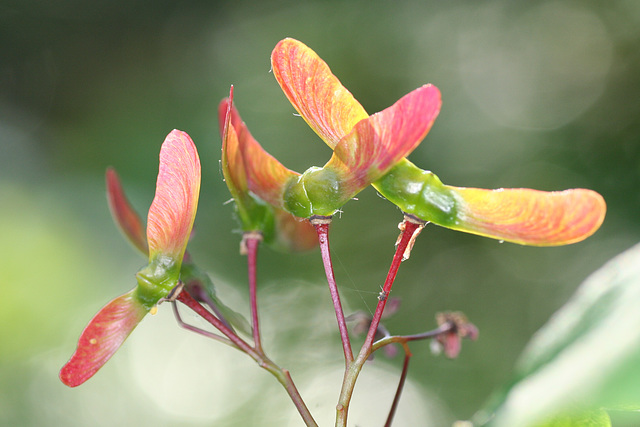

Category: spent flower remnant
[60, 130, 201, 387]
[271, 38, 606, 246]
[431, 311, 479, 359]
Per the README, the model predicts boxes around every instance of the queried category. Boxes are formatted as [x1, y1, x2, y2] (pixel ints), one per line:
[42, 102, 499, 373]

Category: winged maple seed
[219, 82, 441, 220]
[271, 38, 606, 246]
[60, 130, 200, 387]
[218, 86, 318, 252]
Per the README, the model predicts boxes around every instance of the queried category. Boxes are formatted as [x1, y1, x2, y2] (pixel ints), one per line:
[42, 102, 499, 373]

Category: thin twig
[363, 219, 423, 351]
[171, 302, 234, 346]
[187, 281, 235, 333]
[311, 217, 354, 366]
[175, 287, 318, 426]
[385, 345, 412, 427]
[371, 323, 455, 353]
[176, 289, 258, 357]
[244, 233, 263, 353]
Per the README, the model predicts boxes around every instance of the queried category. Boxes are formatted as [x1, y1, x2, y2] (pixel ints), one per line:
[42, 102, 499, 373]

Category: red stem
[376, 324, 456, 426]
[336, 218, 424, 427]
[245, 235, 263, 353]
[176, 288, 318, 426]
[385, 346, 412, 427]
[362, 220, 420, 352]
[176, 290, 259, 358]
[171, 302, 232, 345]
[313, 219, 354, 366]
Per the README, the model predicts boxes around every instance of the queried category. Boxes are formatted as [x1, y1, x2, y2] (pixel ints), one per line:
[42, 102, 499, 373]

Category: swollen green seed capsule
[135, 255, 179, 308]
[373, 159, 458, 227]
[283, 167, 344, 217]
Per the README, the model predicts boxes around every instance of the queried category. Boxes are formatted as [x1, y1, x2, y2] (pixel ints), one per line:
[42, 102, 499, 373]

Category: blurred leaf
[473, 242, 640, 427]
[533, 409, 611, 427]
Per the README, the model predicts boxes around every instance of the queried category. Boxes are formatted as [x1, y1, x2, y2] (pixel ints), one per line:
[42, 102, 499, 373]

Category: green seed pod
[373, 159, 458, 227]
[135, 255, 179, 308]
[284, 167, 344, 218]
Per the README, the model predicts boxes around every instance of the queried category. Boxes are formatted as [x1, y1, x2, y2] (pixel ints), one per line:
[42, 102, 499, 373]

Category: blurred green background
[2, 0, 639, 425]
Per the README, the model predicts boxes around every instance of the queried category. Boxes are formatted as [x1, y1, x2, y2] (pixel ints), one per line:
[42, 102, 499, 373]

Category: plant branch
[385, 344, 412, 427]
[311, 216, 354, 366]
[335, 215, 425, 427]
[175, 287, 258, 357]
[243, 232, 264, 354]
[186, 280, 236, 333]
[171, 302, 234, 346]
[261, 365, 318, 427]
[175, 287, 318, 426]
[371, 323, 455, 353]
[363, 217, 424, 352]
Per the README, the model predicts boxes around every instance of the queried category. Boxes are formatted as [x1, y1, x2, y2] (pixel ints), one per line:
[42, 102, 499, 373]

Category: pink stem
[177, 288, 317, 426]
[385, 346, 412, 427]
[171, 302, 232, 345]
[370, 323, 455, 353]
[336, 218, 424, 427]
[312, 218, 354, 366]
[245, 235, 263, 353]
[176, 289, 259, 358]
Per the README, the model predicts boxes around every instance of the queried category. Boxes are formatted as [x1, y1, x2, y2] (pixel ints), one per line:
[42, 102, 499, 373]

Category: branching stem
[176, 289, 259, 358]
[175, 288, 318, 426]
[171, 302, 233, 346]
[362, 219, 422, 351]
[335, 216, 424, 427]
[373, 323, 456, 426]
